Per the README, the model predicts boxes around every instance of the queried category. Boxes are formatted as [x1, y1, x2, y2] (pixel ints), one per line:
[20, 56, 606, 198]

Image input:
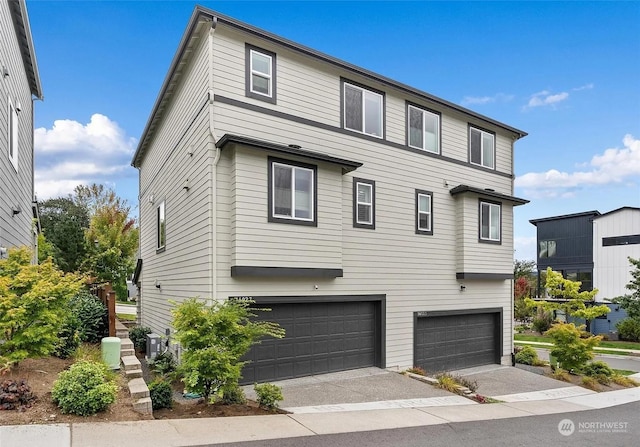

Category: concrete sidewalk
[2, 386, 640, 447]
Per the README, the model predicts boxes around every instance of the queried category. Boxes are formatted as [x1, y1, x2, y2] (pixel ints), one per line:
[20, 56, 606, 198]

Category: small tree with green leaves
[611, 257, 640, 319]
[172, 298, 285, 402]
[0, 247, 84, 372]
[546, 322, 601, 372]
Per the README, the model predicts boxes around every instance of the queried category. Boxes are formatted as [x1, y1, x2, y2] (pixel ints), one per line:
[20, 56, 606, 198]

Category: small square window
[539, 240, 556, 258]
[8, 98, 18, 171]
[343, 81, 384, 138]
[157, 201, 166, 251]
[245, 44, 276, 104]
[415, 190, 433, 235]
[353, 178, 375, 229]
[479, 200, 501, 243]
[469, 126, 495, 169]
[268, 157, 317, 226]
[408, 105, 440, 154]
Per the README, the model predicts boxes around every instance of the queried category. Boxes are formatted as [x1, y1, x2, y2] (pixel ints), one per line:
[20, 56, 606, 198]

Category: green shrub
[129, 326, 152, 353]
[149, 351, 176, 377]
[51, 361, 117, 416]
[515, 345, 539, 365]
[532, 309, 554, 334]
[69, 290, 108, 343]
[581, 376, 600, 391]
[53, 313, 82, 359]
[612, 375, 640, 387]
[546, 323, 601, 372]
[583, 361, 614, 384]
[616, 318, 640, 342]
[221, 384, 247, 405]
[148, 379, 173, 410]
[254, 383, 283, 410]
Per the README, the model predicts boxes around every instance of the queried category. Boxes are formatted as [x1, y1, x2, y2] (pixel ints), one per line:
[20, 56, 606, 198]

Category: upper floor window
[245, 44, 276, 103]
[343, 81, 383, 138]
[8, 98, 18, 171]
[408, 105, 440, 154]
[539, 240, 557, 258]
[268, 157, 316, 226]
[415, 190, 433, 235]
[353, 178, 375, 229]
[469, 126, 495, 169]
[157, 201, 166, 251]
[479, 200, 501, 243]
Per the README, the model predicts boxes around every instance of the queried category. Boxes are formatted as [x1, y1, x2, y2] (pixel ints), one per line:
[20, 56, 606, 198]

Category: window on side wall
[157, 201, 166, 251]
[353, 178, 375, 229]
[245, 44, 276, 103]
[479, 200, 501, 243]
[469, 126, 495, 169]
[408, 105, 440, 154]
[415, 190, 433, 235]
[539, 240, 557, 258]
[8, 98, 18, 171]
[343, 81, 384, 138]
[268, 157, 317, 226]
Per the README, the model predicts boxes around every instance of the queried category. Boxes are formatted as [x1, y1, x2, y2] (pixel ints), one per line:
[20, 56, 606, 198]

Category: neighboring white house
[0, 0, 43, 259]
[132, 6, 528, 382]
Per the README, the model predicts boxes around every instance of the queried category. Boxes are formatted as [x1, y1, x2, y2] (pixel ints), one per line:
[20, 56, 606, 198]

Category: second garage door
[414, 310, 501, 373]
[241, 298, 383, 384]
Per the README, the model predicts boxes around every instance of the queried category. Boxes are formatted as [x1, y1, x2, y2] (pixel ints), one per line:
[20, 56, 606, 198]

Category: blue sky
[27, 1, 640, 262]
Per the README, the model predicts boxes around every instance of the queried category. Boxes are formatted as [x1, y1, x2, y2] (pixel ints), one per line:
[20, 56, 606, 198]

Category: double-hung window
[269, 158, 316, 225]
[479, 200, 501, 243]
[353, 178, 375, 229]
[469, 126, 495, 169]
[157, 201, 166, 251]
[8, 98, 18, 171]
[343, 81, 383, 138]
[246, 44, 276, 103]
[415, 190, 433, 235]
[408, 105, 440, 154]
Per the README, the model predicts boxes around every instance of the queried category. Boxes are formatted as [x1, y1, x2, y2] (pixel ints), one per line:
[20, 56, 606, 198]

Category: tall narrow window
[353, 178, 375, 229]
[8, 99, 18, 171]
[408, 105, 440, 154]
[157, 201, 166, 251]
[415, 190, 433, 235]
[268, 158, 316, 225]
[343, 81, 383, 138]
[469, 126, 495, 169]
[479, 200, 501, 243]
[245, 44, 276, 103]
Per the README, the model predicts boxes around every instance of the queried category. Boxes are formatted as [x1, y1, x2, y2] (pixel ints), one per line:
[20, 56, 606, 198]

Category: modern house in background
[0, 0, 43, 260]
[132, 6, 528, 382]
[530, 207, 640, 335]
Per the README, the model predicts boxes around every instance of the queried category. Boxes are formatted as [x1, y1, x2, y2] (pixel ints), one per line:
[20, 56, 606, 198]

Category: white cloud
[573, 83, 594, 91]
[514, 236, 537, 262]
[526, 90, 569, 108]
[34, 114, 137, 200]
[461, 93, 514, 106]
[515, 134, 640, 198]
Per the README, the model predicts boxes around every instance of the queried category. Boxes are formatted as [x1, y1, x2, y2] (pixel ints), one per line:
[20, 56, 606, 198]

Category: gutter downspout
[208, 17, 221, 303]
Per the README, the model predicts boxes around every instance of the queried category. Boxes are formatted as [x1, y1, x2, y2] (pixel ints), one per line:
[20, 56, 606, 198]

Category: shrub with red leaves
[0, 379, 36, 411]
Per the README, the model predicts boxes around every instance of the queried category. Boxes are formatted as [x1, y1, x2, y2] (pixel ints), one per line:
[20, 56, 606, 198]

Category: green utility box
[101, 337, 121, 370]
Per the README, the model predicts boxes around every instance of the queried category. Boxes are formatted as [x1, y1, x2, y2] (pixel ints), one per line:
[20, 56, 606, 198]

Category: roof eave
[449, 184, 529, 206]
[9, 0, 43, 99]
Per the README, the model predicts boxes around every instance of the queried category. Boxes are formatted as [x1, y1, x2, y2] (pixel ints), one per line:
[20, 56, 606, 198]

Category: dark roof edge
[9, 0, 42, 99]
[594, 206, 640, 219]
[529, 210, 601, 225]
[449, 184, 529, 206]
[216, 134, 363, 173]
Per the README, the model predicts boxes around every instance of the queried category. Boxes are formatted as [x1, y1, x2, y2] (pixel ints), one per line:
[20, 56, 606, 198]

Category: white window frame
[250, 49, 273, 98]
[469, 126, 495, 169]
[416, 190, 433, 235]
[479, 201, 501, 243]
[343, 82, 384, 138]
[157, 201, 166, 251]
[8, 98, 18, 171]
[270, 161, 315, 223]
[408, 105, 440, 154]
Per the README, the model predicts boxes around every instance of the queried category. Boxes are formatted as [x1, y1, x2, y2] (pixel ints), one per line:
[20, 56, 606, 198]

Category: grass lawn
[613, 369, 638, 376]
[515, 341, 635, 357]
[116, 313, 136, 321]
[515, 333, 640, 351]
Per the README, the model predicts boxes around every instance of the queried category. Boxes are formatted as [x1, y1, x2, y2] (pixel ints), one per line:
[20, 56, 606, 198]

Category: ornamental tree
[611, 257, 640, 319]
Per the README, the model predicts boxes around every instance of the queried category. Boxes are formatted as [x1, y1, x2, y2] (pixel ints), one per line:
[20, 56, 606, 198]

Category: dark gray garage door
[414, 311, 501, 373]
[241, 300, 382, 384]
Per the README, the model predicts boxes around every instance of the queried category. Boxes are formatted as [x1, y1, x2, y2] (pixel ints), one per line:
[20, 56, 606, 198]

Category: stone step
[120, 348, 135, 357]
[128, 378, 150, 399]
[121, 355, 141, 371]
[120, 339, 134, 350]
[133, 397, 152, 415]
[125, 369, 143, 379]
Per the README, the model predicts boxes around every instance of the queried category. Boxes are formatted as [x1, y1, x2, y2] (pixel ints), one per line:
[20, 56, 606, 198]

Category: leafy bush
[148, 379, 173, 410]
[616, 318, 640, 342]
[583, 361, 614, 384]
[149, 351, 176, 377]
[254, 383, 283, 410]
[545, 323, 601, 372]
[51, 361, 118, 416]
[221, 384, 247, 405]
[0, 379, 36, 410]
[129, 326, 153, 353]
[53, 313, 82, 359]
[514, 345, 545, 366]
[69, 290, 109, 343]
[532, 309, 554, 334]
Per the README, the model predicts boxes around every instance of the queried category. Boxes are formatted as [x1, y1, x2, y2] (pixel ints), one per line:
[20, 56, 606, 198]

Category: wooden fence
[90, 283, 116, 337]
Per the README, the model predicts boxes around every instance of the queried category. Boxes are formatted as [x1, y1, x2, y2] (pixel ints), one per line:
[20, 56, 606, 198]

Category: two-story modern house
[0, 0, 42, 260]
[530, 207, 640, 335]
[132, 6, 528, 382]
